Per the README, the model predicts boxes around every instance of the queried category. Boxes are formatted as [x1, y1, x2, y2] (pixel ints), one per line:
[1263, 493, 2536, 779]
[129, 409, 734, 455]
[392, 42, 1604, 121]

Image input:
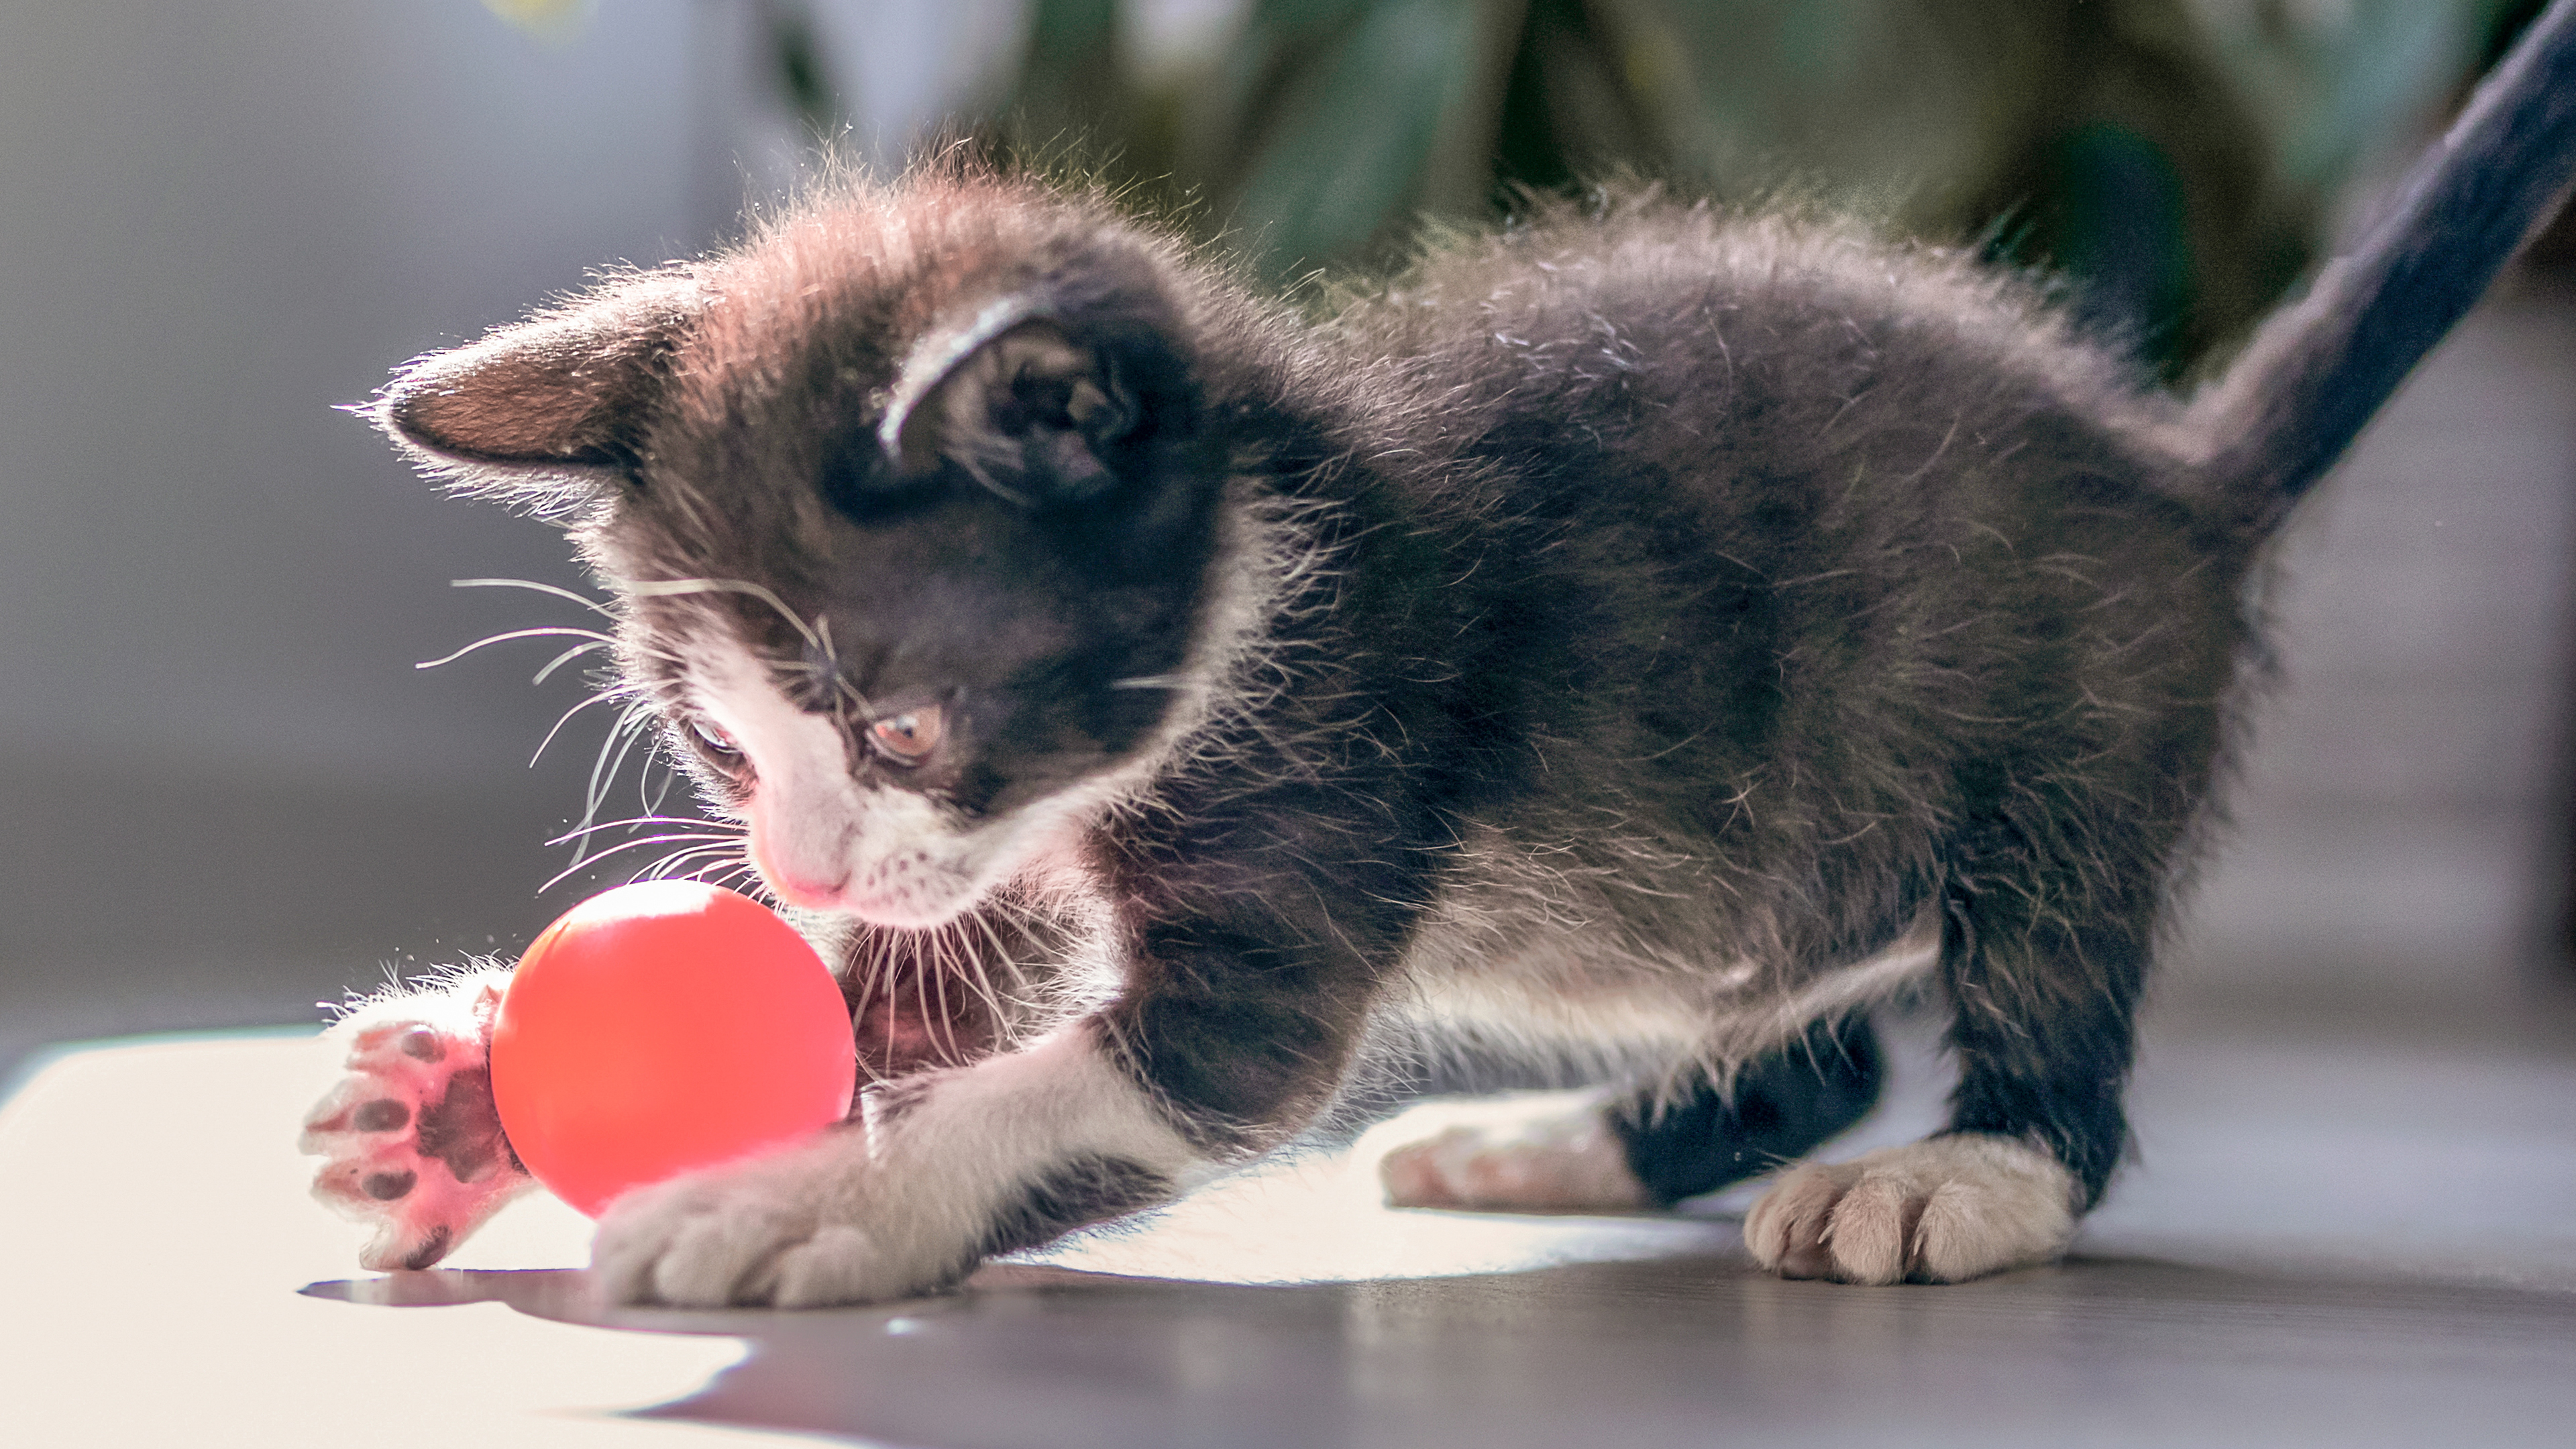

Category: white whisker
[561, 831, 748, 862]
[957, 910, 1022, 1028]
[625, 577, 822, 651]
[416, 627, 612, 672]
[635, 735, 682, 817]
[529, 688, 629, 768]
[531, 639, 612, 686]
[570, 703, 665, 869]
[542, 831, 741, 893]
[547, 815, 742, 847]
[451, 576, 617, 619]
[637, 843, 748, 883]
[848, 936, 888, 1079]
[912, 941, 942, 1066]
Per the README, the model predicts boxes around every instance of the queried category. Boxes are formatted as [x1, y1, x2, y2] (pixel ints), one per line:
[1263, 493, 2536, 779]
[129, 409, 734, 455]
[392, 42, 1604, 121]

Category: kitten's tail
[2190, 0, 2576, 534]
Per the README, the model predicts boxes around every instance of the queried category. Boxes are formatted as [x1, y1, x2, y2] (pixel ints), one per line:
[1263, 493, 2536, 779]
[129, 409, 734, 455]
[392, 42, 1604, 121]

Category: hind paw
[1743, 1134, 2075, 1285]
[301, 973, 532, 1270]
[1367, 1091, 1650, 1212]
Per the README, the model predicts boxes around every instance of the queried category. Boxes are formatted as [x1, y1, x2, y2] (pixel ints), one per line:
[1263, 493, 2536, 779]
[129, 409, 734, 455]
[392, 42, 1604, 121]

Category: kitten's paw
[1742, 1134, 2075, 1285]
[1367, 1091, 1649, 1212]
[591, 1135, 948, 1308]
[596, 1032, 1204, 1308]
[300, 978, 530, 1271]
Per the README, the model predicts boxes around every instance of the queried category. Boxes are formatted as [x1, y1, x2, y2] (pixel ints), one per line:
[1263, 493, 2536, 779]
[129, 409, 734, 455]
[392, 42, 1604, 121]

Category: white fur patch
[1395, 973, 1715, 1073]
[590, 1028, 1208, 1307]
[1741, 1133, 2076, 1285]
[1760, 913, 1942, 1034]
[689, 639, 984, 923]
[1395, 908, 1941, 1086]
[1365, 1089, 1649, 1212]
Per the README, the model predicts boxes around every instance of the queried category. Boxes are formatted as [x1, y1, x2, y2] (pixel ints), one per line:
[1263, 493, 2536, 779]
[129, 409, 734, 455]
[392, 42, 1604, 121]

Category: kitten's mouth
[837, 888, 979, 931]
[847, 961, 1000, 1078]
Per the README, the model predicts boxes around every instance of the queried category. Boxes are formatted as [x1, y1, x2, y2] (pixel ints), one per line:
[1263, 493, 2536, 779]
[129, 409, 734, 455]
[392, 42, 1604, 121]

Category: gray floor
[4, 270, 2573, 1446]
[6, 998, 2569, 1447]
[358, 1251, 2576, 1449]
[302, 986, 2576, 1449]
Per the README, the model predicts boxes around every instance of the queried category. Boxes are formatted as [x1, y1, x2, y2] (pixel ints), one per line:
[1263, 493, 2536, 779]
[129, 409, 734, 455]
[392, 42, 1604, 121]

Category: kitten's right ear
[368, 273, 704, 509]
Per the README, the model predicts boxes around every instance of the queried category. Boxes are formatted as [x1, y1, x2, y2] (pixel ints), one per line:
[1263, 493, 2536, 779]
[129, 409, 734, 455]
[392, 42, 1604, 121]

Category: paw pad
[362, 1169, 417, 1201]
[352, 1099, 410, 1132]
[301, 987, 533, 1273]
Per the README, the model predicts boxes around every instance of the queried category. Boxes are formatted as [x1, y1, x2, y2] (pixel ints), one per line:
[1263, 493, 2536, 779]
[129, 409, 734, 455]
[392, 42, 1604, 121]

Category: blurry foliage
[770, 0, 2540, 380]
[766, 1, 842, 136]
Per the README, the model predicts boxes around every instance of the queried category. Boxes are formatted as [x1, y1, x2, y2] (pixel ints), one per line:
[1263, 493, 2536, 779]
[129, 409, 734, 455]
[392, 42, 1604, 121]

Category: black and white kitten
[301, 11, 2576, 1303]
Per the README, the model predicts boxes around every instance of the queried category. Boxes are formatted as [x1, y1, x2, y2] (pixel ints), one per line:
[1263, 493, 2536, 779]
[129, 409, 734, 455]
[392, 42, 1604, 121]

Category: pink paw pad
[302, 1002, 529, 1271]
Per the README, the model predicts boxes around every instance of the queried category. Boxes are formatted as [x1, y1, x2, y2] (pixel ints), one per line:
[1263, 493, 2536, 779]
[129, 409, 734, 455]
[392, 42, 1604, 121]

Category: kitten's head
[374, 172, 1262, 926]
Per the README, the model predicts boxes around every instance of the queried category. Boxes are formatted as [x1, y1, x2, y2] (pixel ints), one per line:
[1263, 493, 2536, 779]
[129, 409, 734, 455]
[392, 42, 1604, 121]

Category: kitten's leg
[592, 907, 1371, 1307]
[1613, 1013, 1885, 1205]
[1371, 1015, 1884, 1212]
[590, 1019, 1211, 1307]
[1367, 1087, 1650, 1212]
[1744, 838, 2147, 1284]
[300, 968, 534, 1271]
[302, 898, 1046, 1275]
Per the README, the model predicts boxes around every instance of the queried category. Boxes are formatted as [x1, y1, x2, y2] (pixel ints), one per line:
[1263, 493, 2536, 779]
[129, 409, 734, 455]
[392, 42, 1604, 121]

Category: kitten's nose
[750, 846, 849, 911]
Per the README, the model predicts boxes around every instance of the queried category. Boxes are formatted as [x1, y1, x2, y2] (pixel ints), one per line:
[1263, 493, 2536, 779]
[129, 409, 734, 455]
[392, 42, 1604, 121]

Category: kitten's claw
[1742, 1134, 2075, 1285]
[301, 975, 532, 1271]
[1367, 1091, 1650, 1212]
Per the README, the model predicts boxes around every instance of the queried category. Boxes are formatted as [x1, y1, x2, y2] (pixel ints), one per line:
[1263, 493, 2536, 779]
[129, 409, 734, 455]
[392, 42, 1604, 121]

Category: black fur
[1613, 1016, 1883, 1206]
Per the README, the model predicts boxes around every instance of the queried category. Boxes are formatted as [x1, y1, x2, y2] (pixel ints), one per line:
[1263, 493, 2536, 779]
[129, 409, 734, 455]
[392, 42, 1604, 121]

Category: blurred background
[3, 0, 2569, 1085]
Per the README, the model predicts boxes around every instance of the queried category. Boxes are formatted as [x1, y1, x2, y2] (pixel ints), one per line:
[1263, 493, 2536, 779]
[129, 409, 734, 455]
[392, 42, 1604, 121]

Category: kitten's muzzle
[752, 848, 981, 930]
[748, 845, 853, 914]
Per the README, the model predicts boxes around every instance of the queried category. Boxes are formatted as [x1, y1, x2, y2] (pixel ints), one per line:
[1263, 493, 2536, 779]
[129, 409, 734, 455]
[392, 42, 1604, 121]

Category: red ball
[490, 881, 856, 1218]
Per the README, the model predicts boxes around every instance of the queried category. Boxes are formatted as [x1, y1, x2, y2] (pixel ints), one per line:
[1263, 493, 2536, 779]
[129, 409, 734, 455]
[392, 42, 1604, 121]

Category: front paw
[596, 1031, 1205, 1308]
[301, 980, 531, 1271]
[1743, 1134, 2076, 1285]
[591, 1135, 955, 1308]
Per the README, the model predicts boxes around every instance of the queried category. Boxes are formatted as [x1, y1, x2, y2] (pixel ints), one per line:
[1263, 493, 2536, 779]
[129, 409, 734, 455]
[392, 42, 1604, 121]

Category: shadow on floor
[303, 1247, 2576, 1449]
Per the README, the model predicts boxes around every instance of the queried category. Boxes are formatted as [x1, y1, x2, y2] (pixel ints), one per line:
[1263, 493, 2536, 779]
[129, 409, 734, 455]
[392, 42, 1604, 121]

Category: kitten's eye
[687, 716, 741, 757]
[868, 705, 945, 765]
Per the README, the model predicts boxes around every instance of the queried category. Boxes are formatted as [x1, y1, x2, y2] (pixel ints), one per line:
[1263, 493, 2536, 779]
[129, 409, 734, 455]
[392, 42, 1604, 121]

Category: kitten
[301, 14, 2576, 1302]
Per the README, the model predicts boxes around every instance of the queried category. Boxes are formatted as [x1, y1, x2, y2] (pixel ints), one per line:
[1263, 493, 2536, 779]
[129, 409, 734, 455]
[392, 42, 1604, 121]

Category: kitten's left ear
[879, 298, 1193, 508]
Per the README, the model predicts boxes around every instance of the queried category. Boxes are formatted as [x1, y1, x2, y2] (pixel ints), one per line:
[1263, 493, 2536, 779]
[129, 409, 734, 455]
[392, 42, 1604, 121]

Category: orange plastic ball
[489, 881, 856, 1218]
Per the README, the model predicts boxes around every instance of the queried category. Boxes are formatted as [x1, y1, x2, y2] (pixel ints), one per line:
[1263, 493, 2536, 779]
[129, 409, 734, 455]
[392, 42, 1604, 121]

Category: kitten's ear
[879, 298, 1193, 508]
[368, 273, 703, 506]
